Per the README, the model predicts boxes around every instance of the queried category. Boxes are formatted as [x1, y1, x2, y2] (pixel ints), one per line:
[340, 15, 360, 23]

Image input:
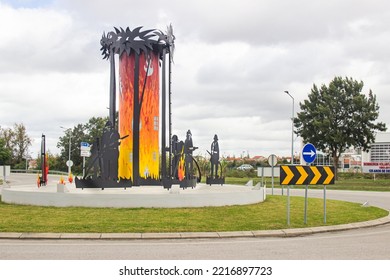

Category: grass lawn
[224, 177, 390, 192]
[0, 195, 387, 233]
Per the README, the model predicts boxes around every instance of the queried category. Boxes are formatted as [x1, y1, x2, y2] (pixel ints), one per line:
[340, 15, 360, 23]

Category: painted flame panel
[118, 52, 160, 180]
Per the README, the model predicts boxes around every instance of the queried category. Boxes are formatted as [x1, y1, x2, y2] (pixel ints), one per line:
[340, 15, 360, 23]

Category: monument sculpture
[75, 25, 201, 189]
[206, 134, 225, 185]
[38, 134, 48, 187]
[169, 130, 201, 188]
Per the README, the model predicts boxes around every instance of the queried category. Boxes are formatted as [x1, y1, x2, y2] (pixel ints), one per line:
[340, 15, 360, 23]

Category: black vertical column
[161, 48, 167, 178]
[168, 51, 173, 177]
[41, 134, 46, 185]
[133, 54, 140, 186]
[109, 54, 116, 128]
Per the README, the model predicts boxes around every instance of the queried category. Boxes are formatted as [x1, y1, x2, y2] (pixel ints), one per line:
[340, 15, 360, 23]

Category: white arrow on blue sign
[80, 142, 90, 147]
[302, 143, 317, 164]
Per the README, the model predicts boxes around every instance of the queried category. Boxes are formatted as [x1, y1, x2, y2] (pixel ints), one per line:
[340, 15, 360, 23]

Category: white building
[362, 132, 390, 163]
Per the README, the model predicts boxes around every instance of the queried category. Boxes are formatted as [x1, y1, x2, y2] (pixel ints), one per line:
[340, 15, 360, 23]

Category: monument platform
[1, 183, 265, 208]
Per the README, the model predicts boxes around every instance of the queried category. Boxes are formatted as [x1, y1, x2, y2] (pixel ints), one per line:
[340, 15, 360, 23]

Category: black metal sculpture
[184, 130, 195, 178]
[206, 134, 225, 185]
[171, 134, 180, 179]
[100, 121, 120, 180]
[210, 134, 219, 178]
[39, 134, 47, 186]
[165, 131, 201, 189]
[75, 25, 201, 190]
[86, 137, 101, 180]
[76, 122, 131, 189]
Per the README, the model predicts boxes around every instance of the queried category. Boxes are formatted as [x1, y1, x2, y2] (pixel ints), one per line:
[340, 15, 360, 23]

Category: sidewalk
[1, 214, 389, 240]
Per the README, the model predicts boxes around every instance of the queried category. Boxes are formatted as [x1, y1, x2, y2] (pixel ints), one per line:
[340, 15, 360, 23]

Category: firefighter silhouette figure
[210, 134, 220, 178]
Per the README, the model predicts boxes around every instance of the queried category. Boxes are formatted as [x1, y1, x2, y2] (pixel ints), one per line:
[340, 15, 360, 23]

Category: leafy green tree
[0, 127, 14, 152]
[0, 123, 32, 167]
[11, 123, 32, 163]
[0, 138, 12, 164]
[294, 76, 386, 178]
[84, 116, 109, 144]
[57, 116, 109, 174]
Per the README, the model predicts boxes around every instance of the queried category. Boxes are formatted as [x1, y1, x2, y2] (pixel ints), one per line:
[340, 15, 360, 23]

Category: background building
[362, 132, 390, 163]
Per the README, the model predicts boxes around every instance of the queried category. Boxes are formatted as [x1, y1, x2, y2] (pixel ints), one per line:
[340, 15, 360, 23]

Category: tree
[11, 123, 32, 163]
[0, 138, 12, 164]
[0, 127, 14, 153]
[294, 76, 386, 178]
[57, 116, 109, 174]
[84, 116, 109, 143]
[0, 123, 32, 167]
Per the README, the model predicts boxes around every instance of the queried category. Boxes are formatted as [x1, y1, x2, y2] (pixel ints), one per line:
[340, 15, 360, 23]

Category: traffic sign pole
[304, 184, 308, 224]
[287, 185, 290, 226]
[272, 167, 274, 195]
[304, 162, 310, 224]
[268, 154, 277, 195]
[82, 157, 86, 178]
[261, 167, 264, 190]
[324, 185, 327, 224]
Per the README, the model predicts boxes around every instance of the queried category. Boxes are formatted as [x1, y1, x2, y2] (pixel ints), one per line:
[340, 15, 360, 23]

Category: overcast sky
[1, 0, 389, 160]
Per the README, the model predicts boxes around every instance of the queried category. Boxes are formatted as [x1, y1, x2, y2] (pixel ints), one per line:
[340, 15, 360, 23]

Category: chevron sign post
[280, 165, 335, 185]
[280, 165, 335, 226]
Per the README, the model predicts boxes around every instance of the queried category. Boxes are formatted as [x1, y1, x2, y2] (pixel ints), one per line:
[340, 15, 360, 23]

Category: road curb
[1, 213, 389, 240]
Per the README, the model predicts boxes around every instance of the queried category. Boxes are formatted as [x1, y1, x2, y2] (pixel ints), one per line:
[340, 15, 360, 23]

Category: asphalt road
[1, 173, 389, 260]
[1, 224, 390, 260]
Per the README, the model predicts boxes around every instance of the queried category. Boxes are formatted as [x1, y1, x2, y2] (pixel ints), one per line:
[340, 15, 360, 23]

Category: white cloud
[0, 4, 102, 74]
[1, 0, 390, 160]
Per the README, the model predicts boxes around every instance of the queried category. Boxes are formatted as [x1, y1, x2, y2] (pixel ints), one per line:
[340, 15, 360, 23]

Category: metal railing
[11, 169, 68, 175]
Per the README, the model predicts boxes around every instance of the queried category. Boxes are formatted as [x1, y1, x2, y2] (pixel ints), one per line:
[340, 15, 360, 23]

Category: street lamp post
[68, 135, 71, 177]
[284, 91, 294, 164]
[284, 90, 294, 226]
[60, 126, 72, 177]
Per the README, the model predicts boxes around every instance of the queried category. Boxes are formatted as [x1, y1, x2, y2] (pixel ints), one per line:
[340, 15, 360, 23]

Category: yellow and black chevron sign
[280, 165, 335, 185]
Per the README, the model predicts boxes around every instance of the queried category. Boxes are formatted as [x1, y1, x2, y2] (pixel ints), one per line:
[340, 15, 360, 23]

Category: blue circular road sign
[302, 143, 317, 164]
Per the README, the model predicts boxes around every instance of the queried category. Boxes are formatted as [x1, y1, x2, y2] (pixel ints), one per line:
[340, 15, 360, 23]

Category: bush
[225, 168, 257, 178]
[337, 172, 390, 180]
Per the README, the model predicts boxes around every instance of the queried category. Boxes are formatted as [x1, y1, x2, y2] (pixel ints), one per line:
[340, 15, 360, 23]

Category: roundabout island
[1, 182, 266, 208]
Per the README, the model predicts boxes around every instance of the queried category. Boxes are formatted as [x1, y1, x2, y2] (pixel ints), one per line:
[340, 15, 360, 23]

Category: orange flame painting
[118, 51, 160, 180]
[177, 146, 185, 181]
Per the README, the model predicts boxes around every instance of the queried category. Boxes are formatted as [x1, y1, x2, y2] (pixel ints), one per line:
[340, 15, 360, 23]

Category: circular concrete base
[1, 183, 265, 208]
